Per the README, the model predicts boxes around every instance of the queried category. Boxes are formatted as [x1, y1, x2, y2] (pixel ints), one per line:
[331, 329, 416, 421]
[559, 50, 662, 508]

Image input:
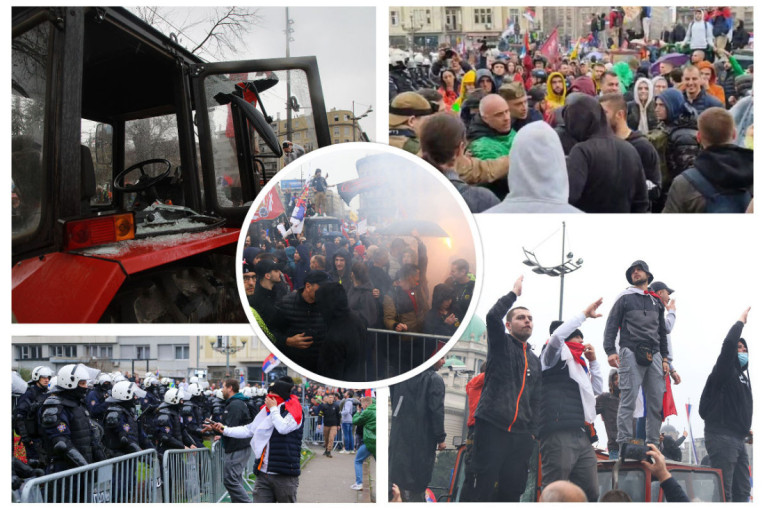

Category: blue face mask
[738, 352, 749, 367]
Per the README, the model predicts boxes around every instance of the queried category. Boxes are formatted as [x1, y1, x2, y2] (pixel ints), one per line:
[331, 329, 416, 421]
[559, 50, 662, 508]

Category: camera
[621, 443, 653, 463]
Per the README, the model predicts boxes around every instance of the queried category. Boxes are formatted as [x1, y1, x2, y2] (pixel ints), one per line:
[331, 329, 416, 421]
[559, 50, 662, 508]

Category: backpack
[683, 168, 751, 213]
[712, 15, 728, 37]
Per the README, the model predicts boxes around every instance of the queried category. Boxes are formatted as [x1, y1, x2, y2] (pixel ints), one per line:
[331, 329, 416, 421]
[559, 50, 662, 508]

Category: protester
[318, 393, 341, 458]
[595, 370, 621, 460]
[389, 92, 432, 154]
[315, 282, 366, 382]
[539, 480, 588, 502]
[350, 396, 376, 491]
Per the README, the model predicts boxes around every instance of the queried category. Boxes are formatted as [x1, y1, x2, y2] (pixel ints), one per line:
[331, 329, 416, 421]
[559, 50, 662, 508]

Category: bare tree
[132, 7, 262, 59]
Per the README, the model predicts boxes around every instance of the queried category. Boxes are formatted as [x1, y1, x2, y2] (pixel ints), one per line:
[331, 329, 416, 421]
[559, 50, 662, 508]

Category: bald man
[540, 480, 588, 502]
[466, 94, 516, 162]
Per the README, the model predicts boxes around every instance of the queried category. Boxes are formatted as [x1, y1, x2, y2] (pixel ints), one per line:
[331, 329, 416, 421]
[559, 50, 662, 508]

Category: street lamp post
[210, 336, 248, 379]
[522, 221, 583, 320]
[351, 101, 373, 142]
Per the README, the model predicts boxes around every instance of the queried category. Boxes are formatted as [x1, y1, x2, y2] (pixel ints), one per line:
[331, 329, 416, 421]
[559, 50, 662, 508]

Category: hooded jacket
[474, 68, 496, 94]
[352, 400, 376, 457]
[453, 69, 476, 111]
[273, 289, 327, 373]
[485, 122, 582, 213]
[699, 322, 752, 437]
[474, 291, 542, 436]
[347, 282, 379, 328]
[695, 61, 726, 105]
[292, 244, 312, 290]
[603, 287, 668, 358]
[627, 77, 658, 134]
[545, 72, 567, 109]
[569, 75, 597, 96]
[316, 282, 367, 382]
[650, 88, 700, 191]
[222, 393, 252, 453]
[625, 130, 662, 188]
[467, 115, 517, 161]
[663, 144, 753, 213]
[329, 249, 353, 293]
[565, 96, 649, 213]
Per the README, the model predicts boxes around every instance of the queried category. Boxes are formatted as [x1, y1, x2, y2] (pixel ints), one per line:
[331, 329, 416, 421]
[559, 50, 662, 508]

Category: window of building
[334, 115, 339, 122]
[87, 345, 113, 358]
[425, 9, 431, 25]
[344, 114, 350, 121]
[474, 8, 492, 25]
[51, 344, 77, 358]
[445, 8, 459, 30]
[333, 127, 340, 136]
[391, 10, 399, 26]
[175, 345, 190, 360]
[135, 345, 150, 360]
[19, 345, 43, 360]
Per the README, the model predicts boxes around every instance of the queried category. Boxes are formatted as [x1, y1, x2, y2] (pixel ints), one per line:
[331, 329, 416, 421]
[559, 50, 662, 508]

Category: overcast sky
[472, 214, 759, 445]
[130, 7, 377, 140]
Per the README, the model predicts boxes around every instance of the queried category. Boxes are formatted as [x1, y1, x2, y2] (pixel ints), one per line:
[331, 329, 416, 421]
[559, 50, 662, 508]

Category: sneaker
[350, 483, 363, 491]
[327, 452, 333, 458]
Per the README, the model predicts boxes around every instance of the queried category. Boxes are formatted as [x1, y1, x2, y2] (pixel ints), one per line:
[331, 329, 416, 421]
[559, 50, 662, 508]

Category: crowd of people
[389, 8, 753, 214]
[12, 366, 378, 502]
[388, 261, 752, 502]
[244, 226, 476, 380]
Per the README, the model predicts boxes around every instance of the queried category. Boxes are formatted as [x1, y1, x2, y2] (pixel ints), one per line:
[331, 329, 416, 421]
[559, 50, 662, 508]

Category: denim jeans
[354, 444, 372, 485]
[342, 423, 354, 451]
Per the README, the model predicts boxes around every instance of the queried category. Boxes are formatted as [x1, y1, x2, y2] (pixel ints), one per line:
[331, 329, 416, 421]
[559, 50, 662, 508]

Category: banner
[337, 174, 387, 205]
[252, 187, 285, 222]
[540, 27, 560, 67]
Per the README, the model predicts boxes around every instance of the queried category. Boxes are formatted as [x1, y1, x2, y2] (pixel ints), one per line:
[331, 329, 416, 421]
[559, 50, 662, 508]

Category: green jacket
[352, 400, 376, 457]
[468, 130, 516, 161]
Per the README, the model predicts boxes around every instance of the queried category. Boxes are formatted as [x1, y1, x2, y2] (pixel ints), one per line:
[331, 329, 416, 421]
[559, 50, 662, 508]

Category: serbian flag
[662, 375, 677, 419]
[540, 27, 560, 67]
[253, 187, 285, 222]
[524, 8, 536, 23]
[425, 488, 437, 502]
[263, 353, 281, 374]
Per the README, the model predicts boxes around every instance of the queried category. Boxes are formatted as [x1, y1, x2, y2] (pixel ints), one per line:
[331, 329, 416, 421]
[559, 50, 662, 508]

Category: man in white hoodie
[682, 9, 714, 55]
[539, 298, 604, 502]
[208, 377, 303, 503]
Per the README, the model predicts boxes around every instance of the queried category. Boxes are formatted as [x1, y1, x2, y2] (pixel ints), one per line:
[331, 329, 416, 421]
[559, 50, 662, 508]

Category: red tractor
[12, 7, 331, 322]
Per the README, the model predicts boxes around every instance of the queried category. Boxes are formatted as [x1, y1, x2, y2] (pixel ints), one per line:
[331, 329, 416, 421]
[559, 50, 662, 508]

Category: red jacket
[466, 372, 485, 428]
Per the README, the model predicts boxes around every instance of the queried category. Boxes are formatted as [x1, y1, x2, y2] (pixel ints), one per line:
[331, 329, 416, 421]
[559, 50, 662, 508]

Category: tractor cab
[12, 7, 330, 322]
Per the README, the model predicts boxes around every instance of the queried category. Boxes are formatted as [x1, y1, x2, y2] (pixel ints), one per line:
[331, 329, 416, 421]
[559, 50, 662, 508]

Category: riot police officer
[180, 383, 207, 447]
[104, 381, 152, 456]
[13, 365, 53, 462]
[86, 373, 112, 425]
[40, 364, 104, 474]
[210, 389, 225, 423]
[154, 388, 195, 456]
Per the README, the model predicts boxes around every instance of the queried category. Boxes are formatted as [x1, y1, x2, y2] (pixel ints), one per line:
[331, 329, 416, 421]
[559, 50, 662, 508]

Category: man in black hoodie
[564, 95, 649, 213]
[699, 307, 752, 502]
[315, 282, 366, 381]
[250, 259, 283, 327]
[663, 107, 753, 213]
[599, 94, 662, 210]
[461, 276, 542, 502]
[330, 249, 353, 294]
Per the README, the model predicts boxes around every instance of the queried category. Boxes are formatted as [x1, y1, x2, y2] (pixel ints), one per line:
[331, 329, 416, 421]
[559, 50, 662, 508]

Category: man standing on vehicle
[310, 168, 329, 216]
[462, 275, 542, 502]
[699, 307, 752, 502]
[539, 299, 605, 502]
[603, 260, 669, 459]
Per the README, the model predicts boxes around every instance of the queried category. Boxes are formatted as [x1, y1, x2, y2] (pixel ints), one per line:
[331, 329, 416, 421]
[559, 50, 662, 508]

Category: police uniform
[154, 403, 194, 455]
[180, 398, 207, 447]
[104, 399, 152, 455]
[86, 386, 110, 424]
[13, 382, 48, 461]
[40, 389, 102, 473]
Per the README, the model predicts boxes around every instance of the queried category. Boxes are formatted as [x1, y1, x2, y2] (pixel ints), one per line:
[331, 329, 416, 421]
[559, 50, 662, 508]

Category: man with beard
[599, 94, 662, 208]
[13, 365, 53, 462]
[389, 357, 446, 502]
[565, 95, 648, 213]
[499, 82, 543, 132]
[467, 94, 516, 162]
[461, 276, 542, 502]
[243, 257, 257, 298]
[664, 107, 752, 213]
[40, 365, 105, 475]
[329, 249, 353, 294]
[546, 72, 568, 110]
[603, 261, 669, 460]
[215, 379, 254, 503]
[596, 370, 621, 459]
[699, 307, 752, 502]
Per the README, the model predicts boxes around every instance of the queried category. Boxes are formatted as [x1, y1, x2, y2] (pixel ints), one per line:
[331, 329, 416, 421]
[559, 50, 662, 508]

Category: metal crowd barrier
[301, 415, 354, 451]
[210, 439, 256, 503]
[19, 449, 160, 503]
[162, 448, 214, 503]
[366, 329, 451, 380]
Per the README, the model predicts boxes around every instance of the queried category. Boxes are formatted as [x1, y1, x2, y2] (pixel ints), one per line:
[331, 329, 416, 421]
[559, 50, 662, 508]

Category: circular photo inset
[238, 143, 482, 387]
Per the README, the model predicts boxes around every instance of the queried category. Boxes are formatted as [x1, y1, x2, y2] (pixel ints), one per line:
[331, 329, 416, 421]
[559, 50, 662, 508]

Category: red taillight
[64, 213, 136, 250]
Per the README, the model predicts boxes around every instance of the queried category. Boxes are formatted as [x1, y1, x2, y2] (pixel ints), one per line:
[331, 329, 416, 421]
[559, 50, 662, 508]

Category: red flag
[524, 32, 530, 52]
[540, 27, 560, 67]
[252, 187, 285, 221]
[662, 375, 677, 419]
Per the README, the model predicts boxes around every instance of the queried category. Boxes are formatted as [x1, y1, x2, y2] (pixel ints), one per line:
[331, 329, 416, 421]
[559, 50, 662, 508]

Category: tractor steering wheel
[113, 159, 172, 193]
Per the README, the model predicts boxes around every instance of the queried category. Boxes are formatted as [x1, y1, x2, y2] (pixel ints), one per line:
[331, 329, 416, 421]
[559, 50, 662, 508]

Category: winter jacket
[649, 89, 700, 192]
[467, 115, 517, 161]
[510, 108, 544, 132]
[319, 402, 341, 427]
[383, 286, 426, 333]
[347, 283, 378, 328]
[221, 393, 252, 453]
[684, 88, 723, 115]
[625, 130, 661, 188]
[663, 144, 753, 213]
[389, 368, 446, 491]
[465, 372, 485, 427]
[315, 282, 367, 382]
[249, 282, 280, 328]
[292, 244, 312, 290]
[423, 307, 460, 337]
[473, 68, 497, 93]
[564, 96, 649, 213]
[451, 278, 475, 322]
[273, 289, 327, 373]
[486, 121, 581, 214]
[444, 169, 500, 213]
[475, 291, 542, 436]
[700, 322, 752, 438]
[352, 400, 376, 457]
[329, 249, 353, 294]
[661, 434, 686, 461]
[603, 287, 668, 358]
[626, 78, 658, 133]
[732, 25, 750, 50]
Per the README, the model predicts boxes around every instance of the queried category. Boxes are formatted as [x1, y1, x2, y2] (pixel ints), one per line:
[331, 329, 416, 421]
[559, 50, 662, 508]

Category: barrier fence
[210, 440, 256, 503]
[365, 329, 451, 380]
[18, 449, 160, 503]
[301, 415, 359, 451]
[162, 448, 214, 503]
